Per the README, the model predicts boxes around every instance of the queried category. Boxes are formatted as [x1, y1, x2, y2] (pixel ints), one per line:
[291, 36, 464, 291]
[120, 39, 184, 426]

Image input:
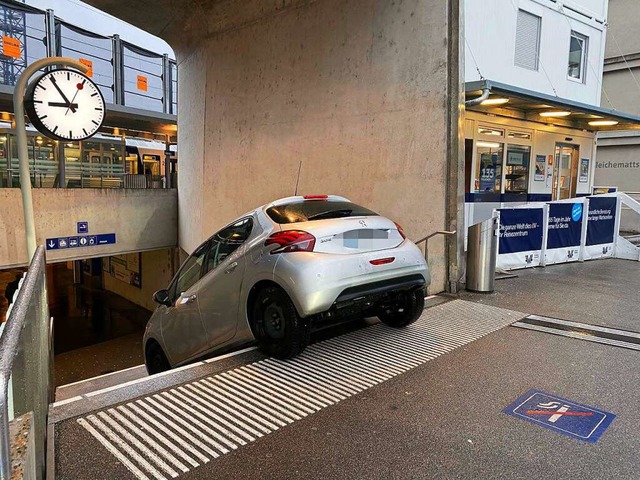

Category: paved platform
[54, 300, 522, 479]
[460, 258, 640, 332]
[52, 259, 640, 479]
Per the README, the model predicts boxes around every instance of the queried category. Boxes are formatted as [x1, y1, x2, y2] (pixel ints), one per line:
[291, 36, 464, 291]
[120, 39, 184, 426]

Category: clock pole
[13, 57, 89, 260]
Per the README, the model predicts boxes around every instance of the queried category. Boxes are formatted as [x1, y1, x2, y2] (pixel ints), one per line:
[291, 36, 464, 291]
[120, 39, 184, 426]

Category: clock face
[24, 69, 106, 141]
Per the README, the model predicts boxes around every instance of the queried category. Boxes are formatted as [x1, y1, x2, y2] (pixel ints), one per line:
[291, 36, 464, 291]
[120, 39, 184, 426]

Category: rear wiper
[307, 209, 353, 221]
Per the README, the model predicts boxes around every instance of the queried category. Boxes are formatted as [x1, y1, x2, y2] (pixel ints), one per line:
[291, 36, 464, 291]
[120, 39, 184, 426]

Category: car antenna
[294, 160, 302, 195]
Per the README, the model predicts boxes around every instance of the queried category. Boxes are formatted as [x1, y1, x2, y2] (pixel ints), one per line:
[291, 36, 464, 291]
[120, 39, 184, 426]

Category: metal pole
[13, 57, 88, 260]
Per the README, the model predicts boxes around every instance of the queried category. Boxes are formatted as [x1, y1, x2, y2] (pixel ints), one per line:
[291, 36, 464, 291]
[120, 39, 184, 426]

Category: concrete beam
[0, 189, 177, 267]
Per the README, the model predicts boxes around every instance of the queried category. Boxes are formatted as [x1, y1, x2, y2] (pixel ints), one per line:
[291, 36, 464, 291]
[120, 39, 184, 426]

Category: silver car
[144, 195, 430, 374]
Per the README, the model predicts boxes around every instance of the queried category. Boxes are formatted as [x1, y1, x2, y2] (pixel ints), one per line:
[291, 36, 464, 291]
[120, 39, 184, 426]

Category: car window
[266, 201, 377, 224]
[171, 243, 208, 302]
[205, 217, 253, 273]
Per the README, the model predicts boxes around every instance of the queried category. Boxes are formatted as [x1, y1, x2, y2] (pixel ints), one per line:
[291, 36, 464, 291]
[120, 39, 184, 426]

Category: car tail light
[395, 222, 406, 240]
[303, 195, 328, 200]
[370, 257, 395, 265]
[265, 230, 316, 254]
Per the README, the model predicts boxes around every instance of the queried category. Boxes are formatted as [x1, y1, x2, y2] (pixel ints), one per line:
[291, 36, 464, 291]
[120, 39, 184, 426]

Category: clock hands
[65, 79, 86, 116]
[49, 76, 77, 113]
[48, 102, 78, 108]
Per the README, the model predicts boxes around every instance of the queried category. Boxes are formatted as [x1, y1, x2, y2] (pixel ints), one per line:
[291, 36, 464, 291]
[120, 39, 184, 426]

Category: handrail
[414, 230, 457, 268]
[0, 246, 49, 480]
[414, 230, 457, 246]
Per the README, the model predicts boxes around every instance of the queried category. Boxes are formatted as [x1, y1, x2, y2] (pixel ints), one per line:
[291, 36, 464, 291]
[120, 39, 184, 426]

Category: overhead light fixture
[477, 141, 501, 148]
[480, 97, 509, 106]
[588, 120, 619, 126]
[540, 111, 571, 117]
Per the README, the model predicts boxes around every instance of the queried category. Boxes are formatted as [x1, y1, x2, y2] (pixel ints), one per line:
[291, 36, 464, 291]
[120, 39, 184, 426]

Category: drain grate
[513, 315, 640, 351]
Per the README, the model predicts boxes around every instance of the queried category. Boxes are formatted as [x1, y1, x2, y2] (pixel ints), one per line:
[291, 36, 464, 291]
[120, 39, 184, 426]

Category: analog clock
[24, 68, 106, 141]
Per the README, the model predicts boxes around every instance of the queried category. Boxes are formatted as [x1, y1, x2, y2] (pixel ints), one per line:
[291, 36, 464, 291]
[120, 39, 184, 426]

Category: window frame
[567, 31, 588, 83]
[168, 240, 210, 304]
[203, 216, 254, 275]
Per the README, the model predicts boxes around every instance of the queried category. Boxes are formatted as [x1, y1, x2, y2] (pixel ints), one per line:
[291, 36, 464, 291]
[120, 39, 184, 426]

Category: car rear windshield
[266, 201, 378, 224]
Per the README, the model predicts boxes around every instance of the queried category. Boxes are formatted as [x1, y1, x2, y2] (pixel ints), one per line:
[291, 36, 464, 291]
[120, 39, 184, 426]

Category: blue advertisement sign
[504, 389, 615, 443]
[586, 197, 617, 246]
[498, 208, 544, 254]
[547, 203, 583, 249]
[46, 233, 116, 250]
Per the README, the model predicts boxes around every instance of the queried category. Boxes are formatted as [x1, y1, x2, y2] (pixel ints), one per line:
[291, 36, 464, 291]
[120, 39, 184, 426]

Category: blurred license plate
[342, 229, 388, 248]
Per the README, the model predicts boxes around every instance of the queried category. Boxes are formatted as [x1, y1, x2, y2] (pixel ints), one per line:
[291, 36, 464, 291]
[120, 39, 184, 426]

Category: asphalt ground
[53, 259, 640, 479]
[460, 258, 640, 332]
[54, 312, 640, 480]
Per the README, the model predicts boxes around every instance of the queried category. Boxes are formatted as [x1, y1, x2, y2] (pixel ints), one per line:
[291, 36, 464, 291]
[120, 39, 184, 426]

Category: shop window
[568, 31, 588, 82]
[475, 141, 503, 193]
[505, 144, 530, 194]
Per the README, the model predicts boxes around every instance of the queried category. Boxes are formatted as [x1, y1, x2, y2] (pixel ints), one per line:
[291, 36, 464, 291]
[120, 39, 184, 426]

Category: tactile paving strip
[77, 299, 524, 479]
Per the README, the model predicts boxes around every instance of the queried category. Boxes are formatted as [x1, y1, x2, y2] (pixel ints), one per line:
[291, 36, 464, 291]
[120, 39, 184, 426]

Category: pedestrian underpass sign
[504, 389, 615, 443]
[46, 233, 115, 250]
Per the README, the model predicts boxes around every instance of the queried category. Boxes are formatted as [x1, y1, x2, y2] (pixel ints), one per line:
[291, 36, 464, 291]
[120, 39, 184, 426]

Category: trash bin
[466, 216, 498, 293]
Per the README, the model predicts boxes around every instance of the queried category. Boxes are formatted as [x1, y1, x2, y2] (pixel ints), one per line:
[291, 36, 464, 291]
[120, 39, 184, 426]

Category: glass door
[553, 144, 579, 200]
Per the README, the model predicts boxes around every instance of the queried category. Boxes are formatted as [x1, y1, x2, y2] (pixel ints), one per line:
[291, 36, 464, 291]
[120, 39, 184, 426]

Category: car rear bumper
[272, 240, 430, 316]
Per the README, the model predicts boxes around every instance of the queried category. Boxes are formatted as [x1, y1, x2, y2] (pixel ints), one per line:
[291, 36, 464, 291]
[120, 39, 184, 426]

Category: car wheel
[145, 341, 171, 375]
[378, 289, 425, 328]
[252, 286, 310, 359]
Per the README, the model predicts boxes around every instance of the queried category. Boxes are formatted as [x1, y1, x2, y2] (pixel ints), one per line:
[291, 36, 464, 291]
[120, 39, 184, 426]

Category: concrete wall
[604, 0, 639, 58]
[0, 189, 177, 268]
[594, 144, 640, 191]
[175, 0, 457, 292]
[102, 248, 174, 311]
[86, 0, 462, 293]
[465, 0, 607, 105]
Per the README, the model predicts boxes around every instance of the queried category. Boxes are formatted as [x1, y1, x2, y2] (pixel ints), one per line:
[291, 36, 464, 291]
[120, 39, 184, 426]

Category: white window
[514, 10, 541, 71]
[568, 31, 588, 82]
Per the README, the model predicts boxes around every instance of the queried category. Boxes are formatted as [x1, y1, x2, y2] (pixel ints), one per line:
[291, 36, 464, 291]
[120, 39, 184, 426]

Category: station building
[464, 0, 640, 229]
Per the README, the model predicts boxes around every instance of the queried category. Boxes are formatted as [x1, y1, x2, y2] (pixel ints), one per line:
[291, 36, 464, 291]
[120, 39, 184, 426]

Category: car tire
[252, 286, 310, 359]
[145, 341, 171, 375]
[378, 289, 425, 328]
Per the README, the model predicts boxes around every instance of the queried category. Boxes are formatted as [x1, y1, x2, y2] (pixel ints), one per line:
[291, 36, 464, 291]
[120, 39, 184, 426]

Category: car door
[161, 241, 210, 364]
[197, 217, 253, 348]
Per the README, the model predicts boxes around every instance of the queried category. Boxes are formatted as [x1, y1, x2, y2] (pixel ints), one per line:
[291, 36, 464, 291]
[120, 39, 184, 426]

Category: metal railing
[415, 230, 457, 265]
[0, 247, 51, 480]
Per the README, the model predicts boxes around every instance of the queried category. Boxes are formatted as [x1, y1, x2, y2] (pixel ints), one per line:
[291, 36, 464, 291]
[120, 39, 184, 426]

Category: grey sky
[24, 0, 175, 58]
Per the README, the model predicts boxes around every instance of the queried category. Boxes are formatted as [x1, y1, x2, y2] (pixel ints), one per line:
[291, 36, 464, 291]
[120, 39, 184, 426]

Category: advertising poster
[585, 196, 617, 260]
[108, 253, 142, 288]
[546, 202, 583, 264]
[534, 155, 545, 181]
[479, 153, 497, 191]
[579, 158, 589, 183]
[497, 208, 544, 269]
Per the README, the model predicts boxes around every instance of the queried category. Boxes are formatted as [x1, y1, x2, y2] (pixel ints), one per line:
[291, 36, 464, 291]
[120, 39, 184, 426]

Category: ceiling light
[588, 120, 619, 126]
[540, 111, 571, 117]
[480, 97, 509, 106]
[477, 141, 501, 148]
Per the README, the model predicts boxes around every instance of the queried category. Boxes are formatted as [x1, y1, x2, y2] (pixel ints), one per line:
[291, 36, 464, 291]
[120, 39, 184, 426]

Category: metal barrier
[0, 247, 51, 480]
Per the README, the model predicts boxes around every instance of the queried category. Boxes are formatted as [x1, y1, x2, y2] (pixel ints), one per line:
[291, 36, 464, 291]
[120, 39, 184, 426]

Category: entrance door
[553, 144, 579, 200]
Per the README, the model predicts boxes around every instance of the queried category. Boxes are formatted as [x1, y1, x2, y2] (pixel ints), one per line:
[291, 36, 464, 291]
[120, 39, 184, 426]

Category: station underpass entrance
[49, 260, 152, 388]
[0, 247, 177, 392]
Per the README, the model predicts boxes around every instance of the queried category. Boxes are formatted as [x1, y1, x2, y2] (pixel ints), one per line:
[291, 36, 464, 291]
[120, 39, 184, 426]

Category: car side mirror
[153, 289, 172, 307]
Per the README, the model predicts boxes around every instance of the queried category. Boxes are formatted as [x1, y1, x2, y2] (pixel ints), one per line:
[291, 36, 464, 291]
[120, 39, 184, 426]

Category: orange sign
[136, 75, 148, 92]
[2, 36, 21, 59]
[79, 58, 93, 77]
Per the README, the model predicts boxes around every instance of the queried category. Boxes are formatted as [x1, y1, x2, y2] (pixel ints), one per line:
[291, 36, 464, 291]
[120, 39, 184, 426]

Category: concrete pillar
[85, 0, 463, 293]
